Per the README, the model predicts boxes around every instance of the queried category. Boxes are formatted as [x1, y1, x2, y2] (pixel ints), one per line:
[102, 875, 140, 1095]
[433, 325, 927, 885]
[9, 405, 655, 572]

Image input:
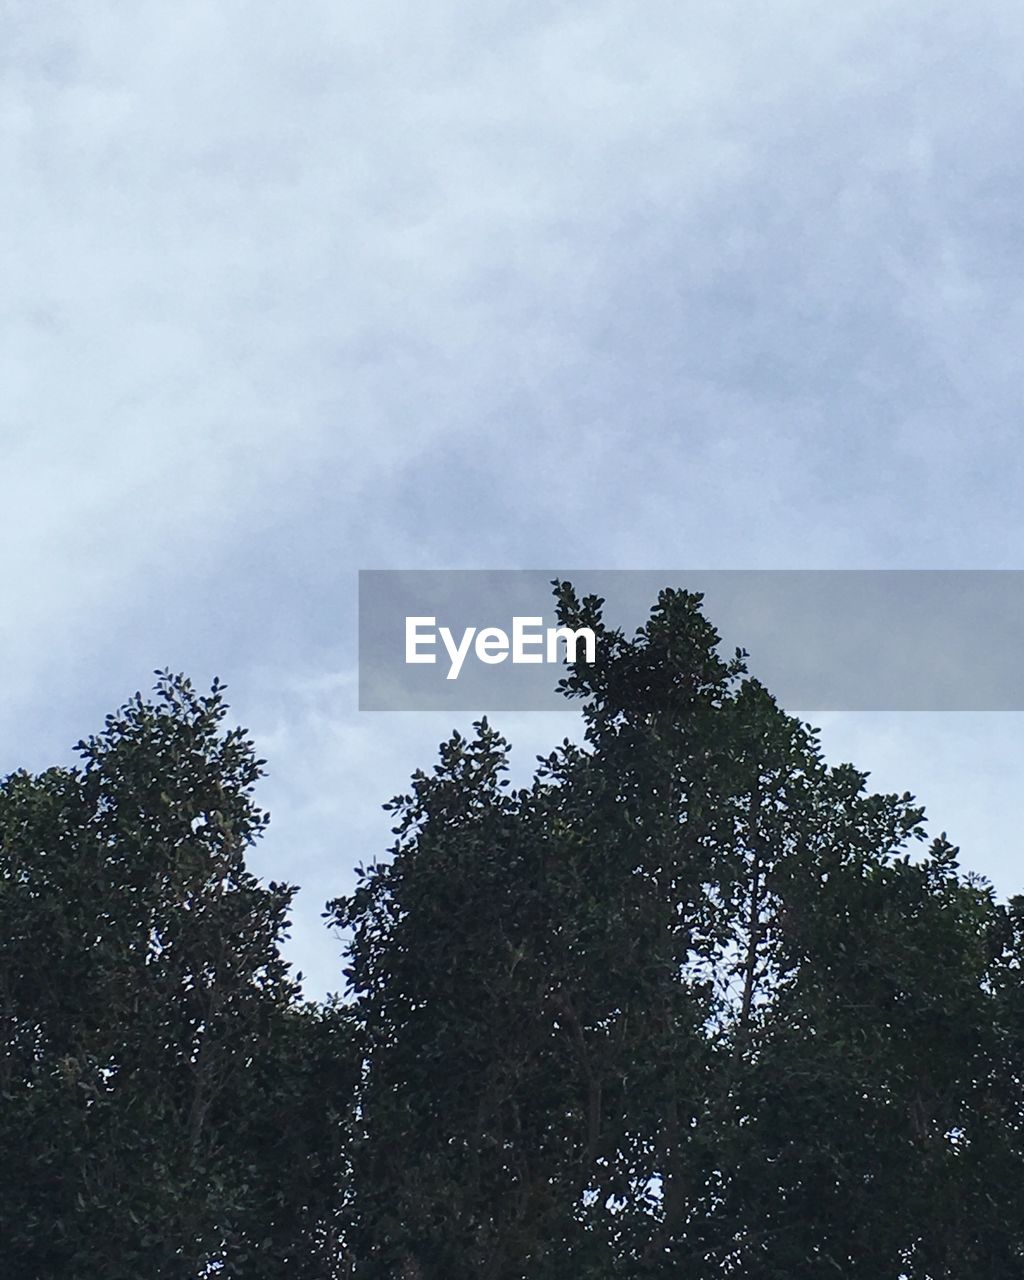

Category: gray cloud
[4, 0, 1024, 993]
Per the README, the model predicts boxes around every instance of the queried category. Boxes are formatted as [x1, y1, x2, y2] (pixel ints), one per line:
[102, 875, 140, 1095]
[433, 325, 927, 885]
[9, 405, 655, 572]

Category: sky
[4, 0, 1024, 996]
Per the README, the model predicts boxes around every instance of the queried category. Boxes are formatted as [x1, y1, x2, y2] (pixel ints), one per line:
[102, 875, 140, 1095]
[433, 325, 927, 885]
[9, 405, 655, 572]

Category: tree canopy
[0, 673, 353, 1279]
[3, 588, 1024, 1277]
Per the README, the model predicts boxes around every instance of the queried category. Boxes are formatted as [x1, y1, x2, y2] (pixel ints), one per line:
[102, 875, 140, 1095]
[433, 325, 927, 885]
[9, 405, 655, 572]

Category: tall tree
[5, 592, 1023, 1278]
[335, 583, 1023, 1278]
[0, 673, 354, 1279]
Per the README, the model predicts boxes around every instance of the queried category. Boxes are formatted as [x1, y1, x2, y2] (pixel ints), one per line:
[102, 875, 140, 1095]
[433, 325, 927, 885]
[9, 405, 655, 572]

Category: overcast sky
[4, 1, 1024, 995]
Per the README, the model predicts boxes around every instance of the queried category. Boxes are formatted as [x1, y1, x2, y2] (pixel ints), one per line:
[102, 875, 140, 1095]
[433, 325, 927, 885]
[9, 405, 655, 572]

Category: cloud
[5, 0, 1024, 991]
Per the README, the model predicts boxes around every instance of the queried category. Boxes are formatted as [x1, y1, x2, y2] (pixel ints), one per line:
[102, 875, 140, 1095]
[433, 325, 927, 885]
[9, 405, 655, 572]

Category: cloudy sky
[4, 1, 1024, 995]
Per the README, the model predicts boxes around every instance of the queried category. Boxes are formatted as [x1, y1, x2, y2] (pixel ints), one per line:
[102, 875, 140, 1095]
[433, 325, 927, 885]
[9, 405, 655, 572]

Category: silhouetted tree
[5, 590, 1023, 1279]
[0, 674, 355, 1279]
[334, 583, 1024, 1278]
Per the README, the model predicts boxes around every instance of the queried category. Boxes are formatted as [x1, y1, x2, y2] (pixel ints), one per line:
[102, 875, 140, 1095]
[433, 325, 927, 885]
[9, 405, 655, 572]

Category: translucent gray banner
[358, 570, 1024, 711]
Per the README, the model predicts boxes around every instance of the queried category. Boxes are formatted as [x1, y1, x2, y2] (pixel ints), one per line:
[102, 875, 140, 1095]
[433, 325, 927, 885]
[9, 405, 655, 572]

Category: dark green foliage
[5, 589, 1024, 1277]
[333, 584, 1024, 1278]
[0, 673, 354, 1279]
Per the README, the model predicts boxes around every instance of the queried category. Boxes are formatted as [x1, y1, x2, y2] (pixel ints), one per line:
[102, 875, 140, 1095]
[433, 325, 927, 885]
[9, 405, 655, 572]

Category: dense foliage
[3, 589, 1023, 1277]
[0, 674, 353, 1279]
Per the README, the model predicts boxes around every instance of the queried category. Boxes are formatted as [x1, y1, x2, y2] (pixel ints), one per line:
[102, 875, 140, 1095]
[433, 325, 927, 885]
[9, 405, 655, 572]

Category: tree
[5, 590, 1024, 1278]
[334, 583, 1024, 1278]
[0, 673, 354, 1279]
